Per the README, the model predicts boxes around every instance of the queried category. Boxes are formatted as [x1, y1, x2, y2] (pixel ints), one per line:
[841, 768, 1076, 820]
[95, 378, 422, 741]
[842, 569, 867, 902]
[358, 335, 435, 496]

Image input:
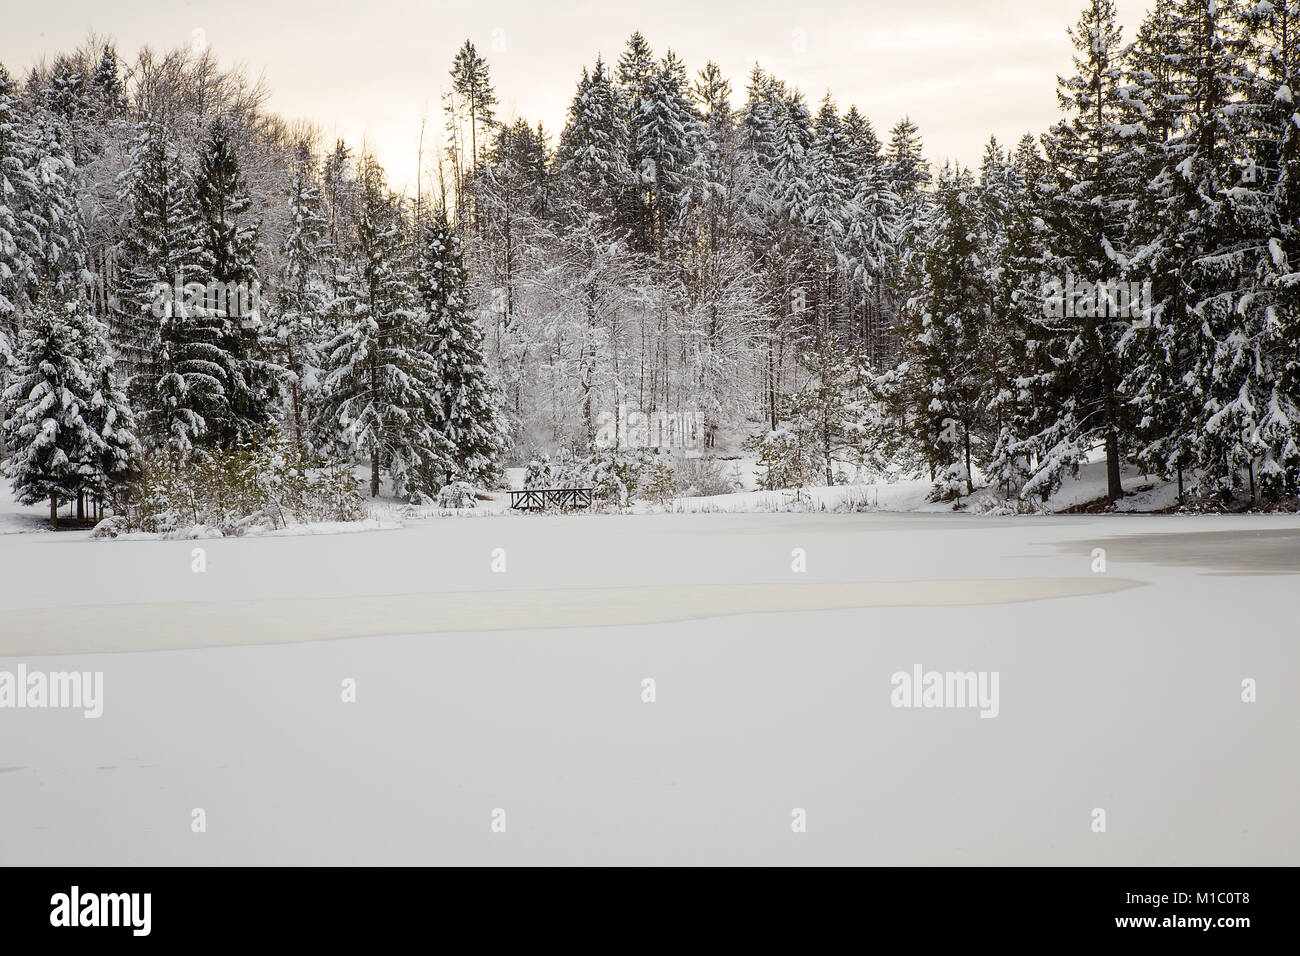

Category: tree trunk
[370, 448, 380, 498]
[50, 494, 58, 528]
[824, 417, 833, 486]
[77, 493, 84, 521]
[964, 425, 974, 496]
[767, 344, 777, 431]
[1105, 428, 1123, 503]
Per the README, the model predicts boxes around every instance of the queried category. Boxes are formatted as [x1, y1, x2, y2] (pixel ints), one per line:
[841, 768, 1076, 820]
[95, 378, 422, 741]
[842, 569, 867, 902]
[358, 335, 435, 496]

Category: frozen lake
[1, 511, 1297, 864]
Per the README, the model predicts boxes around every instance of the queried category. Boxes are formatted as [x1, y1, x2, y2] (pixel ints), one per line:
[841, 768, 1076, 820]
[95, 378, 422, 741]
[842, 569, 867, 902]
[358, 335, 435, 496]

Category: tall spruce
[1042, 0, 1133, 502]
[311, 156, 448, 499]
[418, 211, 509, 486]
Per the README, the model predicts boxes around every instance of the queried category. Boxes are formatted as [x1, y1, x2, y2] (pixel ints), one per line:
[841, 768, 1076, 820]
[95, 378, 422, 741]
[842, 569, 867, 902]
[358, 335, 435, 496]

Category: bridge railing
[508, 487, 595, 511]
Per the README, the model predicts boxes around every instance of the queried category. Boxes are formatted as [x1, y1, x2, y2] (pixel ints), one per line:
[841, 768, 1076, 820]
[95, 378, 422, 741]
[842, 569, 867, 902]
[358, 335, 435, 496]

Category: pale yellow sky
[2, 0, 1157, 196]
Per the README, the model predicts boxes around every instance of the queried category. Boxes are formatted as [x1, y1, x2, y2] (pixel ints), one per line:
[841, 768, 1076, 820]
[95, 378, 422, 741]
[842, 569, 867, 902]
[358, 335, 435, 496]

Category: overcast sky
[2, 0, 1157, 196]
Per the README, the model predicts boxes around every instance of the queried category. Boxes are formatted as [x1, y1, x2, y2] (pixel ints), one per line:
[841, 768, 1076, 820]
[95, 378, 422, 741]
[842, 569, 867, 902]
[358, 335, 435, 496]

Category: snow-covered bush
[523, 457, 555, 489]
[745, 429, 819, 491]
[436, 480, 478, 509]
[107, 438, 366, 536]
[639, 459, 679, 503]
[674, 455, 740, 497]
[930, 462, 971, 503]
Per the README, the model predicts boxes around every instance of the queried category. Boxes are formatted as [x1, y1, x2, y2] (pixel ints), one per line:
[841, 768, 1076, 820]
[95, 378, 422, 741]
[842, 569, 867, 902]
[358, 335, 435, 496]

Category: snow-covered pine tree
[117, 120, 209, 453]
[771, 88, 814, 221]
[1236, 0, 1300, 498]
[898, 163, 990, 497]
[633, 51, 699, 256]
[982, 135, 1060, 498]
[803, 94, 851, 334]
[24, 108, 86, 298]
[881, 117, 931, 365]
[841, 116, 899, 368]
[747, 74, 816, 430]
[445, 40, 499, 228]
[885, 117, 930, 199]
[788, 318, 861, 485]
[1127, 0, 1263, 501]
[418, 210, 509, 486]
[2, 295, 105, 525]
[1041, 0, 1134, 502]
[90, 44, 125, 118]
[842, 106, 883, 174]
[617, 31, 658, 248]
[557, 57, 631, 221]
[193, 116, 280, 446]
[276, 141, 331, 445]
[81, 300, 142, 514]
[447, 39, 499, 174]
[1118, 0, 1200, 497]
[39, 57, 92, 166]
[310, 155, 448, 499]
[0, 63, 39, 380]
[320, 139, 358, 313]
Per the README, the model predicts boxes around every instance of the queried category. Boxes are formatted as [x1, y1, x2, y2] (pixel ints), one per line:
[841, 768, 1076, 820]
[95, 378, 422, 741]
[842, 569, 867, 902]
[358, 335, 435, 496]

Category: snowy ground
[1, 486, 1297, 865]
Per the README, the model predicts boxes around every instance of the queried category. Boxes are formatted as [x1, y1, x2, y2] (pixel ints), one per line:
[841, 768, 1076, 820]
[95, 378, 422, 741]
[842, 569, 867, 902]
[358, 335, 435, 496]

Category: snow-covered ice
[1, 502, 1297, 865]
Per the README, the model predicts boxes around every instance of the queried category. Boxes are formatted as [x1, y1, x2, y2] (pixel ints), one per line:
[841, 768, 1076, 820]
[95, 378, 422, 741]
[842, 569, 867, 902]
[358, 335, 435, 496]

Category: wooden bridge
[508, 487, 595, 511]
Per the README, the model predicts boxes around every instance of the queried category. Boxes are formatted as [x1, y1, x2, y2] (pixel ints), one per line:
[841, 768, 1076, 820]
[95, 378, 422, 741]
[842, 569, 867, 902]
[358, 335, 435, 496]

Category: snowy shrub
[549, 447, 591, 488]
[745, 429, 819, 491]
[89, 515, 130, 539]
[523, 457, 555, 489]
[674, 455, 740, 497]
[972, 496, 1048, 516]
[638, 459, 679, 503]
[930, 462, 971, 502]
[111, 438, 366, 537]
[436, 481, 478, 509]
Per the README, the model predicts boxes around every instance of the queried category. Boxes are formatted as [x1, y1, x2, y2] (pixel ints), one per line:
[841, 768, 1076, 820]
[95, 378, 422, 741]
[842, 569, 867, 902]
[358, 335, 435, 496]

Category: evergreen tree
[311, 156, 449, 499]
[24, 108, 86, 298]
[789, 321, 861, 485]
[2, 296, 107, 524]
[117, 120, 208, 453]
[984, 135, 1060, 498]
[40, 57, 91, 165]
[1236, 0, 1300, 497]
[1120, 0, 1199, 496]
[842, 106, 883, 174]
[276, 142, 331, 444]
[90, 44, 125, 117]
[558, 57, 631, 220]
[885, 117, 930, 198]
[193, 116, 279, 446]
[803, 94, 851, 332]
[1042, 0, 1133, 502]
[898, 163, 990, 496]
[82, 302, 142, 510]
[617, 31, 658, 246]
[633, 51, 698, 254]
[0, 63, 38, 374]
[447, 40, 499, 173]
[418, 211, 509, 485]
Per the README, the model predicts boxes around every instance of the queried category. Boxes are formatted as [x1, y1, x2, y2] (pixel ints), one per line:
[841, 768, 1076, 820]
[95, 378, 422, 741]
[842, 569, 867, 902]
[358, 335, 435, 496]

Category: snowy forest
[2, 0, 1299, 530]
